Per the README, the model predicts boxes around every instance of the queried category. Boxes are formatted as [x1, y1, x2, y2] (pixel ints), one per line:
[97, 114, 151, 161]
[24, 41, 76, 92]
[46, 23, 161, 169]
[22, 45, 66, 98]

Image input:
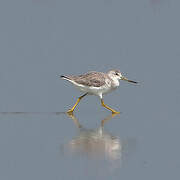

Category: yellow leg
[101, 99, 120, 114]
[67, 93, 88, 114]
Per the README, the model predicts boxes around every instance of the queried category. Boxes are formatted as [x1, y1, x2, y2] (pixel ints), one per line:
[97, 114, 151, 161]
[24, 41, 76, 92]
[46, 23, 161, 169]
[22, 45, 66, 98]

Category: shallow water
[0, 109, 179, 180]
[0, 0, 180, 179]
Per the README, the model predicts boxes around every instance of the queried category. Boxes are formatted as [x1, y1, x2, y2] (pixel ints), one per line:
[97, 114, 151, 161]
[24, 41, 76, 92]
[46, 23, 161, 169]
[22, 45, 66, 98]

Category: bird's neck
[109, 76, 119, 88]
[113, 79, 120, 87]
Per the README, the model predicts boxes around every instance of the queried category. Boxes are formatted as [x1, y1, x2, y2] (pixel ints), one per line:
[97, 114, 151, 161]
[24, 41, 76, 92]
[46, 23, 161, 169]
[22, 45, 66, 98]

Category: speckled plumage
[61, 71, 109, 87]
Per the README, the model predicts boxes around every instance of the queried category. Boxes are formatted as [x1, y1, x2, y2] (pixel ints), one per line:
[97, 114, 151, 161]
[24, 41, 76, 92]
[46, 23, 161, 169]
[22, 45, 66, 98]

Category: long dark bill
[121, 76, 138, 84]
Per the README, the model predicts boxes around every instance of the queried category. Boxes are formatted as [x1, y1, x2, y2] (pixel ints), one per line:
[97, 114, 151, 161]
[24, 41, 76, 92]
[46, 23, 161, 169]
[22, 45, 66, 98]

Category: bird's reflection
[64, 113, 122, 161]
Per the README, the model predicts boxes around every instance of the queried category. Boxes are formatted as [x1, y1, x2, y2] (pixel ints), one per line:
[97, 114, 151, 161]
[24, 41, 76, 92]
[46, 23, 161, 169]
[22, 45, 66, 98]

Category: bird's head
[108, 69, 138, 84]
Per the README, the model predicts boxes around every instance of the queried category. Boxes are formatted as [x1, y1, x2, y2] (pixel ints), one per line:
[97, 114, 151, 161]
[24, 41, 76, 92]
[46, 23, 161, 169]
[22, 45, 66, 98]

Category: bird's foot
[66, 109, 74, 115]
[112, 110, 120, 114]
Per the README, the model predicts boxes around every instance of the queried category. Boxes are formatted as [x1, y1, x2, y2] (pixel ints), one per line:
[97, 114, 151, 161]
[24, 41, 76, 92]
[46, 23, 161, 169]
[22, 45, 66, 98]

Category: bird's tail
[60, 75, 68, 79]
[59, 75, 72, 81]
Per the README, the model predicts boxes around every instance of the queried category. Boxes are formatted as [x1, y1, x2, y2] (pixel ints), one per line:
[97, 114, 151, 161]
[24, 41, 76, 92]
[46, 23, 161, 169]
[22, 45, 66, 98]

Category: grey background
[0, 0, 180, 180]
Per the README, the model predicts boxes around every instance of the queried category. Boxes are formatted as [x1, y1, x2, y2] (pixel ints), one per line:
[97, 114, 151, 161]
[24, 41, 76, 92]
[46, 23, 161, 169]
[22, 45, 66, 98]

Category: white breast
[70, 78, 119, 99]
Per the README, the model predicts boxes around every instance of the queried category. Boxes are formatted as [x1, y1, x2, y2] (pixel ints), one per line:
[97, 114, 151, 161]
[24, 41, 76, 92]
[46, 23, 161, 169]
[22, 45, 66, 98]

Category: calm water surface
[0, 0, 180, 179]
[0, 112, 136, 180]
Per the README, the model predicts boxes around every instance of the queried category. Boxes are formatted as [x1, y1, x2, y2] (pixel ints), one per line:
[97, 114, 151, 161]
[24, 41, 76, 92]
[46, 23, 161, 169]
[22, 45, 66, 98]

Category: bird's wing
[72, 72, 106, 87]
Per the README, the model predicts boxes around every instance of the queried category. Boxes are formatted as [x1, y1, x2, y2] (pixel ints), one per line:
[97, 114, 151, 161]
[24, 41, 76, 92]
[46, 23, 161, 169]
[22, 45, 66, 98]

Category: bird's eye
[115, 72, 119, 76]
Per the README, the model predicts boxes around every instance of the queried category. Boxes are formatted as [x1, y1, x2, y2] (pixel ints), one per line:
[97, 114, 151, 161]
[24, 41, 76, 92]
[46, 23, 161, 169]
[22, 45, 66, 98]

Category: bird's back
[61, 71, 108, 87]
